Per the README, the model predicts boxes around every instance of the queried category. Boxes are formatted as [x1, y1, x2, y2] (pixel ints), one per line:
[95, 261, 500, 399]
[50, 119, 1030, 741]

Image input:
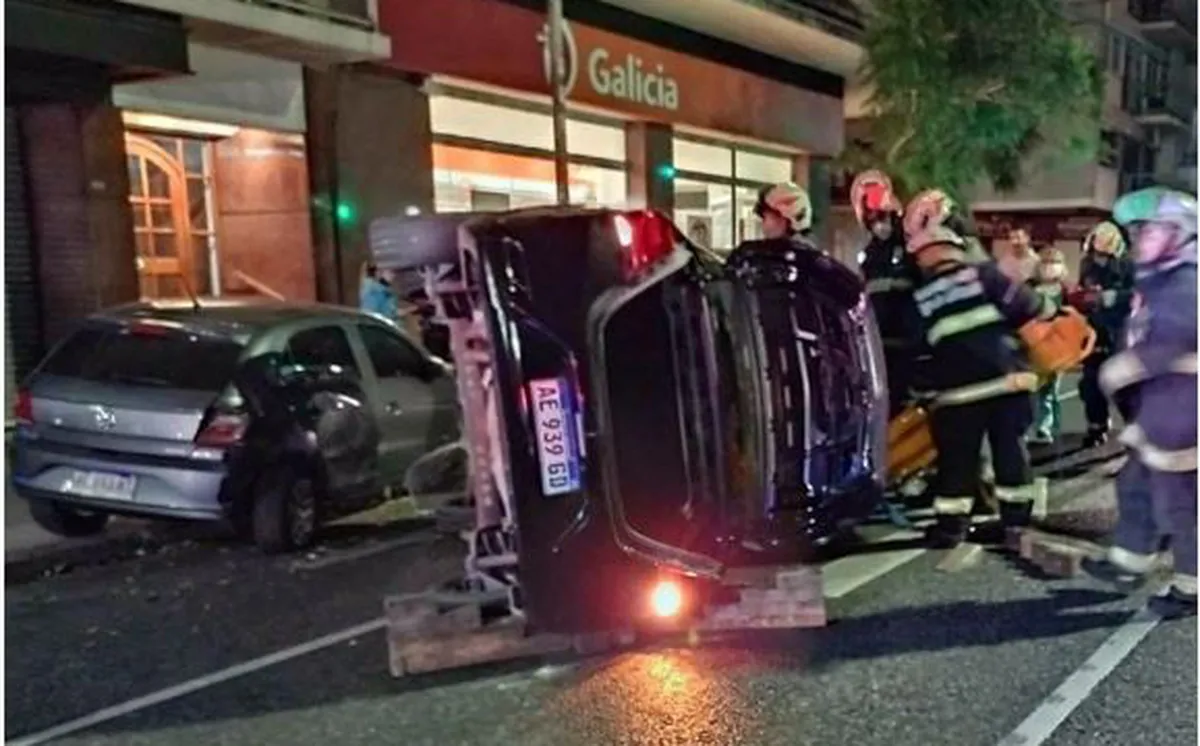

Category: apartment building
[829, 0, 1196, 275]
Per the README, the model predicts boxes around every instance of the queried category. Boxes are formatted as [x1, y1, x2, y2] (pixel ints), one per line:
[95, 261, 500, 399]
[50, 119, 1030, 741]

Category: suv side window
[358, 324, 426, 380]
[287, 326, 359, 373]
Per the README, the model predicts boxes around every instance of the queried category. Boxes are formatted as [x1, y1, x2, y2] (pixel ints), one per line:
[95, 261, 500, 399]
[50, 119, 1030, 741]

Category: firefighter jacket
[912, 258, 1054, 405]
[1100, 262, 1197, 472]
[1078, 253, 1136, 353]
[860, 235, 923, 354]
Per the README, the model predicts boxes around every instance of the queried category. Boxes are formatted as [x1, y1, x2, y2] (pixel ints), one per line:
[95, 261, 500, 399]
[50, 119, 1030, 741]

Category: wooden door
[125, 135, 194, 299]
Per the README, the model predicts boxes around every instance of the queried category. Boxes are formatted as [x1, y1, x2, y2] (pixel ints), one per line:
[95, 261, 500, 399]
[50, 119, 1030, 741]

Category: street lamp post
[548, 0, 570, 205]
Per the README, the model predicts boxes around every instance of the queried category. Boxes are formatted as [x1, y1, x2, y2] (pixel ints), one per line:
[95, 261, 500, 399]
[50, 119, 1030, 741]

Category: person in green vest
[1027, 246, 1072, 444]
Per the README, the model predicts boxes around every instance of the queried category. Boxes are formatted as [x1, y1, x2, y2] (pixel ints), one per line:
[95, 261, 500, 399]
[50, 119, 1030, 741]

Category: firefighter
[753, 182, 816, 246]
[1028, 247, 1072, 444]
[903, 189, 1057, 548]
[1081, 188, 1197, 620]
[1071, 220, 1136, 447]
[852, 171, 922, 415]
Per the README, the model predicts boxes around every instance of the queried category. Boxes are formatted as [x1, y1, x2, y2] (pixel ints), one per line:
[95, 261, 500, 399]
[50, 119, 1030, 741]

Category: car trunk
[27, 322, 244, 447]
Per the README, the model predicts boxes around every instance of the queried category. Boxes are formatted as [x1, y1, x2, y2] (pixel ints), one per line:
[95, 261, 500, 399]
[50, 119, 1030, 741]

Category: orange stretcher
[886, 307, 1097, 486]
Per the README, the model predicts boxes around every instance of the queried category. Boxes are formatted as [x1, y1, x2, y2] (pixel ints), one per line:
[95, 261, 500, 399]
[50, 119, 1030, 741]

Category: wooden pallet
[384, 565, 825, 677]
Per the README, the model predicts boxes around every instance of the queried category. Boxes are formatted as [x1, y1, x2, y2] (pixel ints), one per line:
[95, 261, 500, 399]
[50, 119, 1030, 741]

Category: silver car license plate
[63, 470, 137, 501]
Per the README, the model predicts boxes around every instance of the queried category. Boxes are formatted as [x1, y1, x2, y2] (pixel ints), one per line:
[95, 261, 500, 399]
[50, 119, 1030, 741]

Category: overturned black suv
[371, 207, 888, 633]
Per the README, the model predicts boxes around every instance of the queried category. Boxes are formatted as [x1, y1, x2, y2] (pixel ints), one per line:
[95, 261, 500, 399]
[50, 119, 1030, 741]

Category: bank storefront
[379, 0, 844, 251]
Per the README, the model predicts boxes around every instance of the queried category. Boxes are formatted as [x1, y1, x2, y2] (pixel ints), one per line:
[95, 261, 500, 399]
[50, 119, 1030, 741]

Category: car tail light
[195, 410, 249, 447]
[14, 389, 33, 425]
[613, 211, 677, 282]
[649, 578, 685, 619]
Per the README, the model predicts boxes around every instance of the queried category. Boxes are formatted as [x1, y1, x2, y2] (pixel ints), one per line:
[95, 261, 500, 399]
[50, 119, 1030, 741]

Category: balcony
[1133, 90, 1193, 128]
[1128, 0, 1196, 52]
[118, 0, 390, 64]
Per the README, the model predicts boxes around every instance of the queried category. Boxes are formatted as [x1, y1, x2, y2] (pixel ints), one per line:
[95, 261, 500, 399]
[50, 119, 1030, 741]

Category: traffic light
[656, 163, 677, 181]
[335, 200, 356, 225]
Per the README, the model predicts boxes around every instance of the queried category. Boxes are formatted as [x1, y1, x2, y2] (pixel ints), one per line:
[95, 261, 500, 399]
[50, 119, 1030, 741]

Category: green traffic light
[335, 201, 355, 223]
[656, 164, 677, 180]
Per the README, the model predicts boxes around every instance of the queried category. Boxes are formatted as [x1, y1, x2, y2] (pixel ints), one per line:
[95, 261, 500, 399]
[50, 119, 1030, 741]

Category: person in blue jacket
[359, 261, 399, 320]
[1081, 187, 1197, 620]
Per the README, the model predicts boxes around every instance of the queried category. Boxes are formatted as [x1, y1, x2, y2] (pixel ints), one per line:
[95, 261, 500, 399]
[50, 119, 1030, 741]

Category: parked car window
[40, 324, 243, 392]
[358, 324, 426, 380]
[287, 326, 359, 373]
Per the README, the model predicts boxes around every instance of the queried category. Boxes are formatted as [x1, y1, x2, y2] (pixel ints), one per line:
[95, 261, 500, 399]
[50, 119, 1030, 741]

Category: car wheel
[252, 467, 318, 554]
[28, 501, 110, 538]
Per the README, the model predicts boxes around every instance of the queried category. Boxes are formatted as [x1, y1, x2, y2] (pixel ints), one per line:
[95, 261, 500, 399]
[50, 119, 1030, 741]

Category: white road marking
[824, 529, 927, 599]
[7, 618, 388, 746]
[1058, 389, 1079, 402]
[996, 607, 1160, 746]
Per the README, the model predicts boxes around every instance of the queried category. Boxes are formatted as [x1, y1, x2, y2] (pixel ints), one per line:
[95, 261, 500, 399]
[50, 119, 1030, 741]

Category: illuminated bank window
[429, 95, 625, 161]
[672, 137, 733, 178]
[674, 179, 734, 251]
[432, 144, 626, 214]
[735, 150, 793, 184]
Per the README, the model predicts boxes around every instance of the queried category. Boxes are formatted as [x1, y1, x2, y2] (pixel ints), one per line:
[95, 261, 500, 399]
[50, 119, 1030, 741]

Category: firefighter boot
[925, 513, 970, 550]
[1082, 424, 1109, 449]
[1081, 547, 1155, 594]
[1149, 576, 1198, 620]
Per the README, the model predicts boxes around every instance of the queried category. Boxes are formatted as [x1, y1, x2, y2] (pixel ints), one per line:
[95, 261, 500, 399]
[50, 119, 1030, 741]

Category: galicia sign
[538, 21, 680, 111]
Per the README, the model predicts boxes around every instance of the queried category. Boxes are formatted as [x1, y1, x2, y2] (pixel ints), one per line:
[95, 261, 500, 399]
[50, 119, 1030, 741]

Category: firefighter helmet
[903, 189, 966, 254]
[1083, 220, 1127, 257]
[1112, 187, 1197, 269]
[754, 182, 812, 233]
[850, 170, 902, 227]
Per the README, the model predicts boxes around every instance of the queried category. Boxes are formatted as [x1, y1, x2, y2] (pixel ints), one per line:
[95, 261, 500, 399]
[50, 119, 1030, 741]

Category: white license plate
[528, 377, 582, 497]
[63, 470, 137, 501]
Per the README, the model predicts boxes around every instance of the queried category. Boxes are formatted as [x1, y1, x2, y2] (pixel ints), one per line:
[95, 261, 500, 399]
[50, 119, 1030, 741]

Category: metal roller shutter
[5, 106, 44, 415]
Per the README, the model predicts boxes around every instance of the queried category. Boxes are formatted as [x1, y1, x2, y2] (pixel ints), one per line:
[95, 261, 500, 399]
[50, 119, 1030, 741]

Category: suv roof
[92, 299, 371, 341]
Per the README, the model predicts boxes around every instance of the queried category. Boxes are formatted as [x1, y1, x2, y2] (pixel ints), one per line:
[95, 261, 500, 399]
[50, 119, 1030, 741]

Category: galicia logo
[538, 21, 680, 111]
[538, 21, 580, 99]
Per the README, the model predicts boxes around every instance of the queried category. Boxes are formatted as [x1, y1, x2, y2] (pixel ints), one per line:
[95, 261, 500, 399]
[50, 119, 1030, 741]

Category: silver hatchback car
[11, 300, 459, 551]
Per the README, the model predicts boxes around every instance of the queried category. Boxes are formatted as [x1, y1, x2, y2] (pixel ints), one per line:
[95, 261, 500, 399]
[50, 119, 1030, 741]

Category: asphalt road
[6, 382, 1196, 746]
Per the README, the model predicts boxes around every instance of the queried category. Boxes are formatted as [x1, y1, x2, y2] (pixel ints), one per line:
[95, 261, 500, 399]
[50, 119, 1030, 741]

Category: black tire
[252, 467, 318, 554]
[28, 500, 110, 538]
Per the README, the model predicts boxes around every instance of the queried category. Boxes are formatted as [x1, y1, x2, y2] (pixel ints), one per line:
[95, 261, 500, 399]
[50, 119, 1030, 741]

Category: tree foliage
[848, 0, 1105, 203]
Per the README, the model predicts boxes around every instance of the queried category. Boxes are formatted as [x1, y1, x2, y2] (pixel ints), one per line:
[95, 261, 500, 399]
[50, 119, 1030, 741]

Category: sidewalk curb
[5, 524, 164, 586]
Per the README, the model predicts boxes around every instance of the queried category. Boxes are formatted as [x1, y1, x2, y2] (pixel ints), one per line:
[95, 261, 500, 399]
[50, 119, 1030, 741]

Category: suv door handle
[385, 401, 404, 416]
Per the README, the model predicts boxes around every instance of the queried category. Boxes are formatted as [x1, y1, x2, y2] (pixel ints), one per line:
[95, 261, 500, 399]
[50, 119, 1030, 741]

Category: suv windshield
[40, 325, 244, 392]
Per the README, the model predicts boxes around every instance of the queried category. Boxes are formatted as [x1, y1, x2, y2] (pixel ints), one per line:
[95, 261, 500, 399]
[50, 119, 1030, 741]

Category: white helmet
[754, 182, 812, 233]
[903, 189, 966, 255]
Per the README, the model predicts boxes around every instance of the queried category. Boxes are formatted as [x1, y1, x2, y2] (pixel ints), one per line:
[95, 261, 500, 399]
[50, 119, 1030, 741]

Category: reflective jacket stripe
[933, 496, 974, 516]
[927, 304, 1004, 346]
[1119, 424, 1198, 472]
[934, 372, 1040, 407]
[867, 277, 914, 295]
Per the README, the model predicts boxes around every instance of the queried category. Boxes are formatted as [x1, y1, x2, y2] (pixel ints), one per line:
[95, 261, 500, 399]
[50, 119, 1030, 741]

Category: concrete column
[19, 97, 136, 347]
[624, 121, 674, 213]
[305, 67, 436, 304]
[805, 156, 833, 249]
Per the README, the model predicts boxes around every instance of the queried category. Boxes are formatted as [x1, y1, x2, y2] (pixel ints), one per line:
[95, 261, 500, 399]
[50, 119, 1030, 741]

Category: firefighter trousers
[1111, 457, 1198, 591]
[929, 392, 1036, 519]
[884, 346, 915, 417]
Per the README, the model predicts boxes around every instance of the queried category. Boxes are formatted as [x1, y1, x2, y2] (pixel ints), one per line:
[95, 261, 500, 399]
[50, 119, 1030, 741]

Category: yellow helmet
[1083, 221, 1126, 257]
[754, 182, 812, 233]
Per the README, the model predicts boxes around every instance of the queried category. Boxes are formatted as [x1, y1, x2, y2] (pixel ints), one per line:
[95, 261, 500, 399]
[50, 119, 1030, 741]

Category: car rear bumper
[10, 434, 231, 522]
